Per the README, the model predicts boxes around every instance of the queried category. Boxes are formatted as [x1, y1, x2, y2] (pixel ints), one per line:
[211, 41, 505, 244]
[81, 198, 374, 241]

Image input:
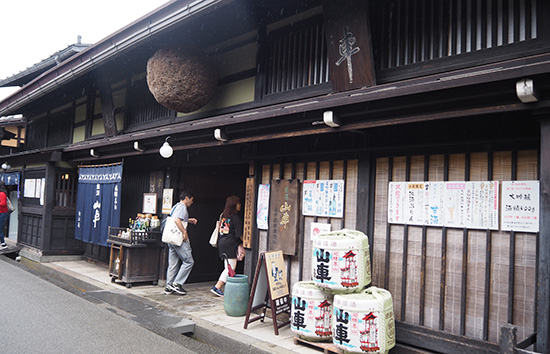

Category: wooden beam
[396, 321, 499, 354]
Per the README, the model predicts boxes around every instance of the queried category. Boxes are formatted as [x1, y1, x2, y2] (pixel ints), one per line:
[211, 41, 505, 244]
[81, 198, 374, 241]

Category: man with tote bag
[164, 190, 197, 295]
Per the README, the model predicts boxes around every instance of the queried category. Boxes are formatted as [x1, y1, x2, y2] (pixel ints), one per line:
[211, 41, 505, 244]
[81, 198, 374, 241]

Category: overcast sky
[0, 0, 170, 102]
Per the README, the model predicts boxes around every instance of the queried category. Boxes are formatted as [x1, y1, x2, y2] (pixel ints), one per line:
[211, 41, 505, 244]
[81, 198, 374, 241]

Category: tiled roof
[0, 42, 91, 88]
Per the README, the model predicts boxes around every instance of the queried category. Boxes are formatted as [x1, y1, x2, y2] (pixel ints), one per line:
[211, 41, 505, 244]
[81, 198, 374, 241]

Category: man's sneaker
[210, 286, 224, 297]
[0, 243, 7, 250]
[168, 282, 187, 295]
[164, 285, 174, 295]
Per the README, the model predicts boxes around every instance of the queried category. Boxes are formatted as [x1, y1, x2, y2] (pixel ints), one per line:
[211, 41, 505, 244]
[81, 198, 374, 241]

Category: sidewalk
[6, 250, 321, 354]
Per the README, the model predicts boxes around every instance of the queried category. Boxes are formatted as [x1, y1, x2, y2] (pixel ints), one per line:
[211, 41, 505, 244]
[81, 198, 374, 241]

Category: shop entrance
[178, 163, 249, 283]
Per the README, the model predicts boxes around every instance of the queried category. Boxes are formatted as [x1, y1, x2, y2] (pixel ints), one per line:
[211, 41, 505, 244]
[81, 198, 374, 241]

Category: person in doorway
[0, 181, 9, 249]
[211, 195, 245, 297]
[164, 190, 198, 295]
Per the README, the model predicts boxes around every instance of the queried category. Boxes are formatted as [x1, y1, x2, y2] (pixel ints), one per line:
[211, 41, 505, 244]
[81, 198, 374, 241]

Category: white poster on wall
[405, 182, 425, 226]
[389, 180, 500, 230]
[443, 182, 467, 227]
[388, 182, 406, 224]
[302, 180, 344, 218]
[424, 182, 445, 226]
[257, 184, 270, 230]
[467, 181, 499, 230]
[501, 181, 539, 232]
[24, 179, 36, 198]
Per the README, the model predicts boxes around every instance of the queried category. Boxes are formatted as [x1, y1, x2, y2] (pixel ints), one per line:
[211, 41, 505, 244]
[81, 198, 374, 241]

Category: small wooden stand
[244, 251, 290, 335]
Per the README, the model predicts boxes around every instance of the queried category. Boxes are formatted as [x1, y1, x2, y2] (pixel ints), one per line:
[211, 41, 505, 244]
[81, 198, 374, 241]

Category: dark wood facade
[1, 0, 549, 352]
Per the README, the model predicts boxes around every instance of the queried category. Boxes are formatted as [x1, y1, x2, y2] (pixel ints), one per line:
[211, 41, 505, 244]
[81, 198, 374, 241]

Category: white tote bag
[209, 213, 223, 248]
[161, 216, 183, 246]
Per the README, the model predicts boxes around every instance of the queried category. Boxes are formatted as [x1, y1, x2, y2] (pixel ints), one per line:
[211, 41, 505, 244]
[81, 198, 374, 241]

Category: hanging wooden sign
[243, 250, 290, 335]
[323, 0, 376, 91]
[268, 179, 300, 255]
[243, 177, 255, 249]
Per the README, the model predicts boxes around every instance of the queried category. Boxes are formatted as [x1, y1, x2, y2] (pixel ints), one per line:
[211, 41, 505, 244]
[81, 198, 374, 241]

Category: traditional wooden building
[0, 1, 549, 352]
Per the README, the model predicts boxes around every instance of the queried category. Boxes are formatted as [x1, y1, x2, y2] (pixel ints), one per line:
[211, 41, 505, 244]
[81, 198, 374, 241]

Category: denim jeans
[166, 241, 194, 286]
[0, 212, 8, 244]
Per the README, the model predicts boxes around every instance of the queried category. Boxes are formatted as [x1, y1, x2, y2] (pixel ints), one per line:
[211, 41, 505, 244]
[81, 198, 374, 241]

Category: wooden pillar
[356, 154, 373, 238]
[538, 117, 550, 353]
[42, 161, 57, 251]
[499, 324, 517, 354]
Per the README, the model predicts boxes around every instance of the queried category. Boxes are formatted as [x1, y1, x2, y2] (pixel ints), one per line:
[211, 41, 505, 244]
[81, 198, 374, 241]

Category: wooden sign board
[268, 179, 300, 255]
[323, 0, 376, 91]
[244, 251, 290, 335]
[243, 177, 255, 249]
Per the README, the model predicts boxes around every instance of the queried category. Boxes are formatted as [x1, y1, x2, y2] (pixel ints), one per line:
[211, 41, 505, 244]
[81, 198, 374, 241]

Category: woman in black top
[210, 196, 245, 297]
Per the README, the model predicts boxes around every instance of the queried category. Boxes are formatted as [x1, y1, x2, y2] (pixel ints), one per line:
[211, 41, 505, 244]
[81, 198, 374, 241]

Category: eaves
[0, 0, 231, 117]
[62, 51, 550, 156]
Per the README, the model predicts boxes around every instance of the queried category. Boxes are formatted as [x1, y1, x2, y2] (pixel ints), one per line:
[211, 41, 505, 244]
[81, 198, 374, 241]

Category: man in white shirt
[164, 190, 197, 295]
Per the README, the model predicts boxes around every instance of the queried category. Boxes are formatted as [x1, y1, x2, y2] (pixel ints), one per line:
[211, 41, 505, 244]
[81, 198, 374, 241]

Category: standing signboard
[244, 250, 290, 335]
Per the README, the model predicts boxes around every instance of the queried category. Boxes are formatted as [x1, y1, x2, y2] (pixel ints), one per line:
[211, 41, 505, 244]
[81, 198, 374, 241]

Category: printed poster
[444, 182, 466, 227]
[302, 180, 344, 218]
[389, 180, 499, 230]
[406, 182, 425, 225]
[501, 181, 539, 232]
[424, 182, 445, 226]
[24, 178, 36, 198]
[257, 184, 270, 230]
[467, 181, 499, 230]
[265, 250, 289, 299]
[161, 189, 173, 214]
[310, 222, 331, 239]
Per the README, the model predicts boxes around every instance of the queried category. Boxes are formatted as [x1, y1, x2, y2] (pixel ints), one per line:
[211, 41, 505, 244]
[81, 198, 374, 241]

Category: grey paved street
[0, 258, 214, 354]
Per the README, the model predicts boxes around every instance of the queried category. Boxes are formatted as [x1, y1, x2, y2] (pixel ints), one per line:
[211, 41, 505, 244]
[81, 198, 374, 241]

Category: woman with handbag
[0, 181, 10, 249]
[210, 195, 245, 297]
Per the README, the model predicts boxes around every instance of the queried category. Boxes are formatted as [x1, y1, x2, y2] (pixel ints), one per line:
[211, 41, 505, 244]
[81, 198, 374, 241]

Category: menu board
[501, 181, 539, 232]
[388, 181, 499, 230]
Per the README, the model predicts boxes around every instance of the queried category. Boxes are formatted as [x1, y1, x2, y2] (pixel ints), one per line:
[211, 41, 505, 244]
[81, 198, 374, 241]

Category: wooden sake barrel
[291, 281, 333, 342]
[332, 287, 396, 354]
[311, 229, 371, 294]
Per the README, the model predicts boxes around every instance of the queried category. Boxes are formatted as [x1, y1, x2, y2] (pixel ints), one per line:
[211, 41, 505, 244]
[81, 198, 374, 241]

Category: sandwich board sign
[244, 250, 290, 335]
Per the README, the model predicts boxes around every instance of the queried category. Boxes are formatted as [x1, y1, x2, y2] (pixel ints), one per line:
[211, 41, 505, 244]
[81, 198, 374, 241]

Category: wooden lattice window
[377, 0, 538, 69]
[55, 171, 77, 208]
[264, 18, 329, 96]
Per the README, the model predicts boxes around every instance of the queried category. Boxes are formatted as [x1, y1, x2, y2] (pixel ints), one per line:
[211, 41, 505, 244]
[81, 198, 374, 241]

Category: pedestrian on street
[0, 181, 9, 249]
[164, 190, 197, 295]
[210, 195, 245, 297]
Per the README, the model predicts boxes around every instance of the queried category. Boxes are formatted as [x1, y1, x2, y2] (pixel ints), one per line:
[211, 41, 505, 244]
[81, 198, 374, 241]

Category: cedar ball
[146, 48, 217, 113]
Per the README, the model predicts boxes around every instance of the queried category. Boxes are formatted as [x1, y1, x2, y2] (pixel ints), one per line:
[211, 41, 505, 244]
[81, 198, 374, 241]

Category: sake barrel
[332, 287, 396, 354]
[312, 229, 371, 293]
[291, 281, 333, 341]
